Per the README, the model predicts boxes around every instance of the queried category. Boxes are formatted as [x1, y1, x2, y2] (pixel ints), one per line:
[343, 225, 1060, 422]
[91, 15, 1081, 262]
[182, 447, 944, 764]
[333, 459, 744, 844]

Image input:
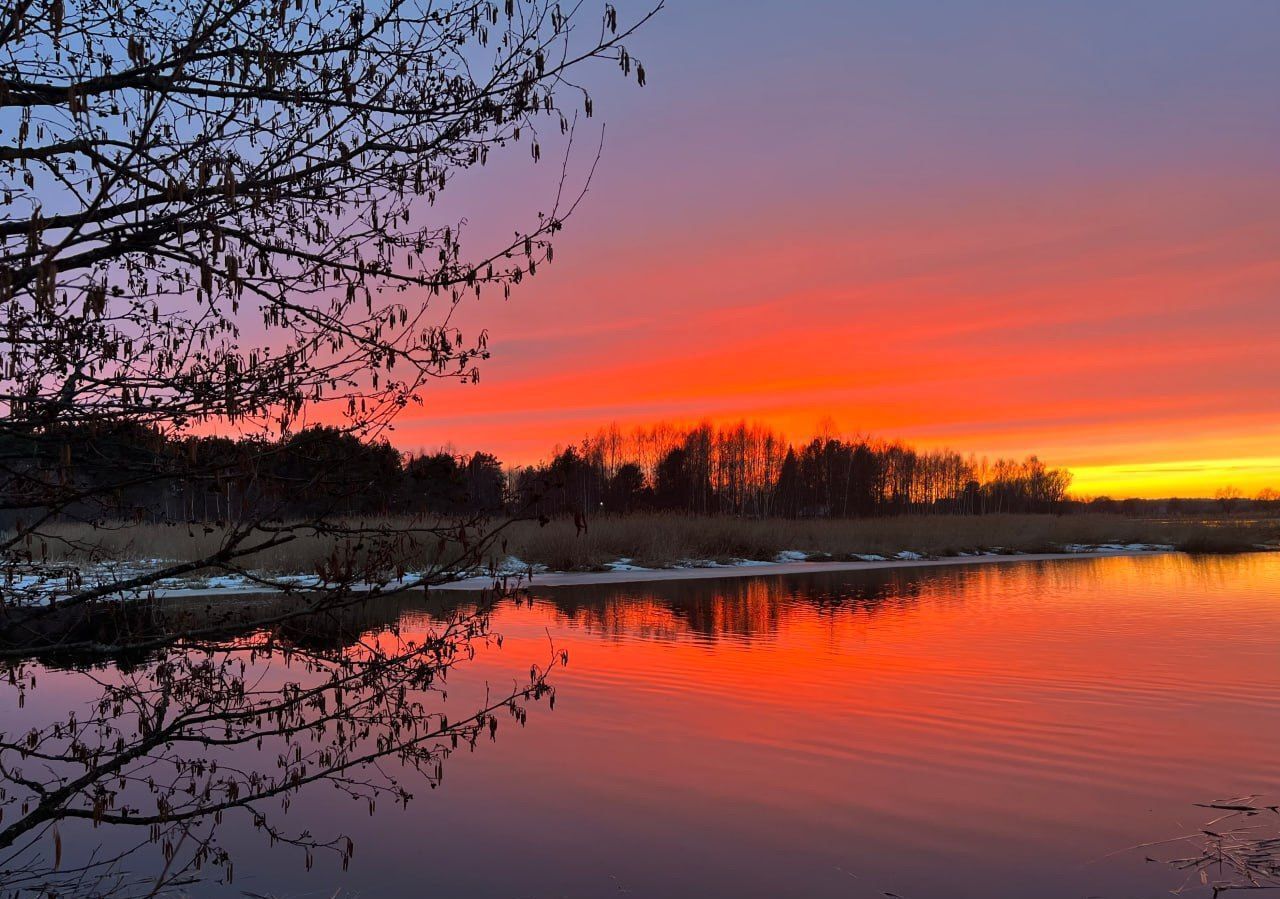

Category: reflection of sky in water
[8, 553, 1280, 898]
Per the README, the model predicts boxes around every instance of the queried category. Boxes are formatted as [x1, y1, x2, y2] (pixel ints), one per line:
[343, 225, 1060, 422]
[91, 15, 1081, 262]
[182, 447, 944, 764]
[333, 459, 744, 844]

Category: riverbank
[25, 545, 1177, 602]
[11, 514, 1277, 602]
[151, 543, 1248, 598]
[23, 513, 1279, 575]
[436, 546, 1178, 592]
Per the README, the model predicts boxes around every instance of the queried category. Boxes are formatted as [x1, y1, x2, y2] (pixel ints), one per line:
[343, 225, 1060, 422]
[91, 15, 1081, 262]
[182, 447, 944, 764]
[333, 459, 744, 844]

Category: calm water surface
[15, 553, 1280, 897]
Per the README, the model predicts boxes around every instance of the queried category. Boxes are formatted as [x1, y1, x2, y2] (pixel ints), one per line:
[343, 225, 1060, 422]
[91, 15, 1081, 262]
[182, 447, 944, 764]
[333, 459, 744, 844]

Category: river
[4, 552, 1279, 898]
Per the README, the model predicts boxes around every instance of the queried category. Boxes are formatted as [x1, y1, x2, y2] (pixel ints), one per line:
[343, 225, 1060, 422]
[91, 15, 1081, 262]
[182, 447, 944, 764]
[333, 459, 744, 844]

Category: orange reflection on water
[404, 554, 1280, 898]
[215, 554, 1280, 898]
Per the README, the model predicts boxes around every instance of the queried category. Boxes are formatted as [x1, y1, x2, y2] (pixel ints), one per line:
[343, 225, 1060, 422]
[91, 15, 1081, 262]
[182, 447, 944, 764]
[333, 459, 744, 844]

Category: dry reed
[1161, 800, 1280, 896]
[16, 513, 1278, 575]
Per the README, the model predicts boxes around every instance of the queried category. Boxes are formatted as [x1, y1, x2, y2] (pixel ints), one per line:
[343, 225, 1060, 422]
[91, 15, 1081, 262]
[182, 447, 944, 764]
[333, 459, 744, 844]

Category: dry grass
[17, 518, 463, 575]
[17, 513, 1279, 575]
[496, 513, 1280, 570]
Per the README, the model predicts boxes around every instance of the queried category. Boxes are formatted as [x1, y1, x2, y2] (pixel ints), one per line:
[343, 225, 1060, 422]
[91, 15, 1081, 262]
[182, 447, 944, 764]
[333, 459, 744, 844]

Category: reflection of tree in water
[519, 554, 1254, 643]
[0, 593, 556, 898]
[532, 568, 935, 642]
[5, 555, 1256, 894]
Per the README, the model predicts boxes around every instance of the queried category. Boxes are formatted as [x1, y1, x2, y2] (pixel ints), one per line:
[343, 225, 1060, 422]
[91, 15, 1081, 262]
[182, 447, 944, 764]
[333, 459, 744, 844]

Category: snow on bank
[605, 557, 652, 572]
[8, 545, 1192, 602]
[435, 546, 1179, 592]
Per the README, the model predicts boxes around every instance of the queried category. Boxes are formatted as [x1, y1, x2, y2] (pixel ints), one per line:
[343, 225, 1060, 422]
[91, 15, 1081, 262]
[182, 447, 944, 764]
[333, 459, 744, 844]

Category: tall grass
[495, 513, 1277, 570]
[18, 513, 1278, 575]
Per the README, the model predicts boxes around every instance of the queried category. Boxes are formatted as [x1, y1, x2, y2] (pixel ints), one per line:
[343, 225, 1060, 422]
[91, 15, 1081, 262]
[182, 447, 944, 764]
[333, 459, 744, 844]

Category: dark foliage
[511, 421, 1075, 519]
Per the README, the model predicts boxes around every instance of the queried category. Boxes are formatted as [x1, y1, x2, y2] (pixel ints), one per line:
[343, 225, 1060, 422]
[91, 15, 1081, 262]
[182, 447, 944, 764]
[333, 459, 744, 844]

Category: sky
[389, 1, 1280, 498]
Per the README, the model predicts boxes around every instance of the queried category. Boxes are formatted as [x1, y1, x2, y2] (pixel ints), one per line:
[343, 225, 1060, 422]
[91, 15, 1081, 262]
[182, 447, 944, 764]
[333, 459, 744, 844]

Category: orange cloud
[380, 173, 1280, 498]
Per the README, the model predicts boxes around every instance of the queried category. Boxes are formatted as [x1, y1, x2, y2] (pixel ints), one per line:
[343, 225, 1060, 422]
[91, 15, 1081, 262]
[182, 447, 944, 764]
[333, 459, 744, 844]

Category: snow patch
[488, 556, 546, 577]
[605, 558, 651, 572]
[200, 575, 250, 589]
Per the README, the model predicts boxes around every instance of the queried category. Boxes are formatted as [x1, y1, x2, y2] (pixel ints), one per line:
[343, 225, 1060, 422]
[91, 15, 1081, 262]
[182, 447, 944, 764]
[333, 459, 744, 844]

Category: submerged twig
[1154, 799, 1280, 896]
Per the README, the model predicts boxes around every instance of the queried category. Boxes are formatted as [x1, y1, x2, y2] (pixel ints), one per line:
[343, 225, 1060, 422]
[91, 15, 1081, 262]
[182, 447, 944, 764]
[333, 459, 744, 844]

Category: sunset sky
[394, 1, 1280, 498]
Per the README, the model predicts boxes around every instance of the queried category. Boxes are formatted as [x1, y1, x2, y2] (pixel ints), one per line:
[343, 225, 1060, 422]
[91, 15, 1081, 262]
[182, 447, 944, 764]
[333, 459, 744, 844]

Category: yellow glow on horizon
[1069, 456, 1280, 499]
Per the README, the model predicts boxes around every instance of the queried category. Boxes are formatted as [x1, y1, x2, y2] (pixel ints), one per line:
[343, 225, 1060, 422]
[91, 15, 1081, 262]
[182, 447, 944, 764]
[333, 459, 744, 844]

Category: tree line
[3, 420, 1078, 528]
[511, 422, 1073, 518]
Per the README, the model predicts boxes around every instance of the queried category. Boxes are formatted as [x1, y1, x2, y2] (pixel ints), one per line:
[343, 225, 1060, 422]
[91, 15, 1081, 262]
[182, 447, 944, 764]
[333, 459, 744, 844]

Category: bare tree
[0, 0, 659, 641]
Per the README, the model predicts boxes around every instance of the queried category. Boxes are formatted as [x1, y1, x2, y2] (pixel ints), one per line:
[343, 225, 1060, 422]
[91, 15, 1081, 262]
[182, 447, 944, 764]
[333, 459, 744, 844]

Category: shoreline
[141, 547, 1184, 600]
[435, 548, 1169, 591]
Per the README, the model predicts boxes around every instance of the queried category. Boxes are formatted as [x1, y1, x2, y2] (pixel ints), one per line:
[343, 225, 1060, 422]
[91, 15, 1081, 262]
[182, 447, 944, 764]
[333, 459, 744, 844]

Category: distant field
[23, 513, 1280, 576]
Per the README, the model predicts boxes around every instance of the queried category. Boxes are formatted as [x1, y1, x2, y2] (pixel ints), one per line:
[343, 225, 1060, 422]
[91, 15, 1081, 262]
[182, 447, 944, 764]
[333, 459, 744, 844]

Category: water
[6, 553, 1280, 897]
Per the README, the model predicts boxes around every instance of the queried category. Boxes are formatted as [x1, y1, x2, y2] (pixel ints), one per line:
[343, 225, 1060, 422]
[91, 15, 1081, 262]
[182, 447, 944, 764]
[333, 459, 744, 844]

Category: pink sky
[380, 2, 1280, 497]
